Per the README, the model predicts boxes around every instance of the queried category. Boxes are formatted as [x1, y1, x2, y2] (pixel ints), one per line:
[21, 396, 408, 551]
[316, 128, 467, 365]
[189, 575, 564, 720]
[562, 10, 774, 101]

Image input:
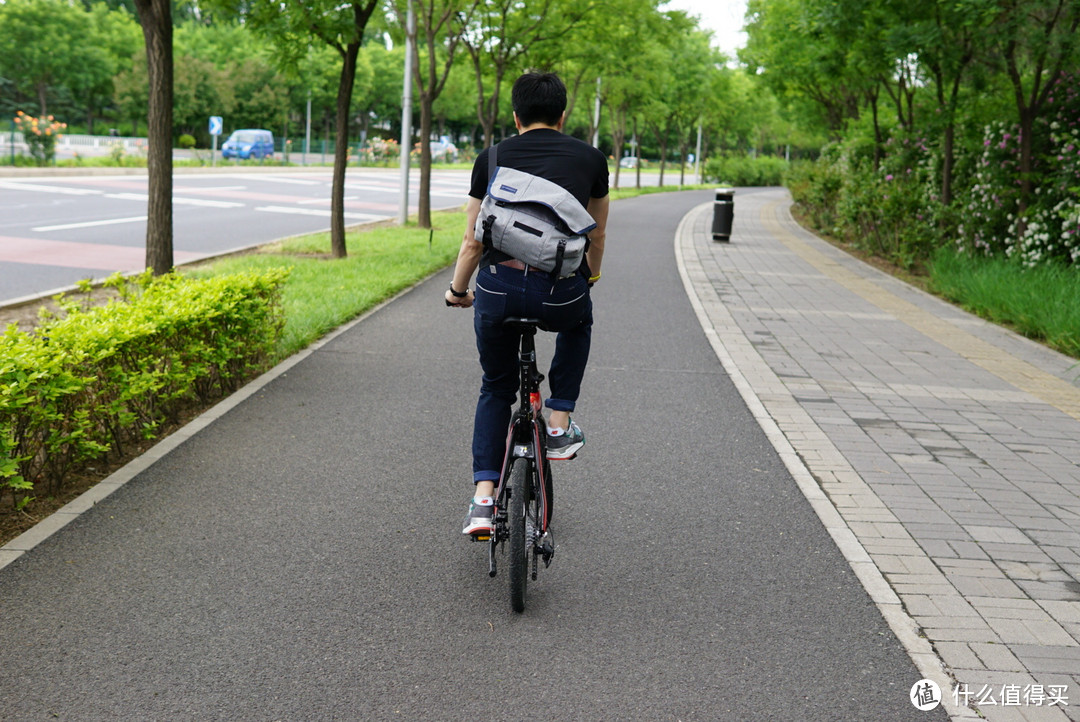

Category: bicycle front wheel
[508, 459, 531, 613]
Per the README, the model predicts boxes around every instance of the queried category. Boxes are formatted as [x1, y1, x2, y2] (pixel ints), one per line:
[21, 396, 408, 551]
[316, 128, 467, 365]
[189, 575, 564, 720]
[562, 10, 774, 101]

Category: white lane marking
[254, 205, 383, 221]
[173, 185, 247, 192]
[298, 196, 358, 205]
[33, 215, 147, 232]
[248, 176, 322, 186]
[104, 192, 244, 208]
[343, 183, 398, 193]
[0, 180, 103, 196]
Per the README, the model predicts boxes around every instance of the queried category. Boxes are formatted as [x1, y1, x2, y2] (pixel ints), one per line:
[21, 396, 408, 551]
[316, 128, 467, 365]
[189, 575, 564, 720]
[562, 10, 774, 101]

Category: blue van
[222, 129, 274, 160]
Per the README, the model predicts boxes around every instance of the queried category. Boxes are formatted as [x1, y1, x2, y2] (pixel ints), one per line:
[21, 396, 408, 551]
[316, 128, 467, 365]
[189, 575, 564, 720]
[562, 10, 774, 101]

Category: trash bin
[712, 188, 735, 242]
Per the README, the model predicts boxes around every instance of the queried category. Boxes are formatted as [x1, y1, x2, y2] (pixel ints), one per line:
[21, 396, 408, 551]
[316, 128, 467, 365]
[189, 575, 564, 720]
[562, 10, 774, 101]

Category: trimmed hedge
[704, 154, 789, 187]
[1, 269, 288, 507]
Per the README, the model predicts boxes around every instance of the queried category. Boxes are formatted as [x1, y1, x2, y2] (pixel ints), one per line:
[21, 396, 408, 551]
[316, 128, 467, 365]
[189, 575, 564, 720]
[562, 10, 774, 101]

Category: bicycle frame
[486, 319, 554, 581]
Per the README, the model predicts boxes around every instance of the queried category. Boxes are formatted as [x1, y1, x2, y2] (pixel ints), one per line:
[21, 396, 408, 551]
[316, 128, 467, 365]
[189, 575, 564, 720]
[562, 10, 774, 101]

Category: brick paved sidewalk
[678, 188, 1080, 722]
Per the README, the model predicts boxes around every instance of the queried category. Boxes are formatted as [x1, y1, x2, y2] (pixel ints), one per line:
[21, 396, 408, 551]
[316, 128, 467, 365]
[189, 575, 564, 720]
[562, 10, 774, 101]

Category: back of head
[512, 72, 567, 127]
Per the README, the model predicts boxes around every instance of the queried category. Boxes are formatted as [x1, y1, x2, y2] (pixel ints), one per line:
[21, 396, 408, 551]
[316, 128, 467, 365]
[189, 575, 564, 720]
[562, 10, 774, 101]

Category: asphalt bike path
[0, 190, 941, 720]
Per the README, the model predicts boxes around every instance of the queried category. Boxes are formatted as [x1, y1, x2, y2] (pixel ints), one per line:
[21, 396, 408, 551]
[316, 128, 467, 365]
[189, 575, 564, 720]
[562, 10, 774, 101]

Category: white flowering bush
[790, 70, 1079, 272]
[958, 71, 1080, 266]
[956, 121, 1021, 256]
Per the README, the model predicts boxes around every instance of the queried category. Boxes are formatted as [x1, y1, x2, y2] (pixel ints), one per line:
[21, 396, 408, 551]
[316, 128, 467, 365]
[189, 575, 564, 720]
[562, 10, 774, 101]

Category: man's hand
[445, 288, 475, 307]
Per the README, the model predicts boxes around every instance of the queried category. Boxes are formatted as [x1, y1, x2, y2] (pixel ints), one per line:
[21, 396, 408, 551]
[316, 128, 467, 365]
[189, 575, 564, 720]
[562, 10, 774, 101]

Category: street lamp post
[592, 77, 601, 148]
[304, 92, 312, 167]
[398, 0, 415, 225]
[694, 122, 703, 184]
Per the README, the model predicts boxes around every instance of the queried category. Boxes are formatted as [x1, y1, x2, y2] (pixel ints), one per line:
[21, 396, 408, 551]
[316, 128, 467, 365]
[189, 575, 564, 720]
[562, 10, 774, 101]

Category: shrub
[178, 133, 196, 149]
[0, 269, 288, 506]
[704, 154, 788, 187]
[13, 111, 66, 166]
[832, 133, 939, 267]
[786, 149, 845, 231]
[359, 137, 399, 166]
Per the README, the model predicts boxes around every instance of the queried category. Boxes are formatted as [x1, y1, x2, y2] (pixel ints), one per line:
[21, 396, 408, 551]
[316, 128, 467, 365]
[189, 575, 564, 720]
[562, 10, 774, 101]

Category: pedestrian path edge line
[0, 275, 432, 572]
[674, 202, 976, 720]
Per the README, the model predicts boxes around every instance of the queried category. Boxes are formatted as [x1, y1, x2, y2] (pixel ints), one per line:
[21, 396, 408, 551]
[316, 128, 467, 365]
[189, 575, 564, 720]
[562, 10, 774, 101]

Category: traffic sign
[209, 116, 223, 136]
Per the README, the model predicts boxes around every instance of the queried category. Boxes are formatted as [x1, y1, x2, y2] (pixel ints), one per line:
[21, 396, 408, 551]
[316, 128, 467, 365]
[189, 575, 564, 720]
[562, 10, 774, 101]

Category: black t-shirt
[470, 129, 609, 269]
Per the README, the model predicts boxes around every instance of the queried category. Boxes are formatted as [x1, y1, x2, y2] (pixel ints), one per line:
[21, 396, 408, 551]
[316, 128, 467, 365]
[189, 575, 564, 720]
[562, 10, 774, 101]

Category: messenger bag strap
[549, 239, 566, 281]
[480, 143, 499, 252]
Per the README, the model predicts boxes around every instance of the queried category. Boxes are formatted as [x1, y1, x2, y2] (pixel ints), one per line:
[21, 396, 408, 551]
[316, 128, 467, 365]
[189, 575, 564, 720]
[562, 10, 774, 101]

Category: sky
[663, 0, 749, 60]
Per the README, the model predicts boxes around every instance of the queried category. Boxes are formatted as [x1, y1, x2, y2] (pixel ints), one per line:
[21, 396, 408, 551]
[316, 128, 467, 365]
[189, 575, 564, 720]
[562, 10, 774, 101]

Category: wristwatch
[449, 283, 468, 298]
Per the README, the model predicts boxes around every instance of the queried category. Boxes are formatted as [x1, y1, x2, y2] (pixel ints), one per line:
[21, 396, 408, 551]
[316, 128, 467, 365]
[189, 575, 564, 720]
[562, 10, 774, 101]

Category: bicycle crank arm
[488, 539, 498, 578]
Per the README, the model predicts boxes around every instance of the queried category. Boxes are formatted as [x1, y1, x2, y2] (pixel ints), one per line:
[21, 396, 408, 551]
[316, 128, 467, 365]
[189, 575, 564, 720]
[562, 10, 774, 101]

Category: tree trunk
[418, 93, 433, 228]
[613, 106, 630, 187]
[1016, 106, 1035, 229]
[134, 0, 173, 276]
[468, 48, 495, 148]
[867, 85, 882, 170]
[678, 134, 689, 185]
[941, 123, 955, 207]
[330, 42, 361, 258]
[650, 124, 667, 186]
[633, 116, 641, 189]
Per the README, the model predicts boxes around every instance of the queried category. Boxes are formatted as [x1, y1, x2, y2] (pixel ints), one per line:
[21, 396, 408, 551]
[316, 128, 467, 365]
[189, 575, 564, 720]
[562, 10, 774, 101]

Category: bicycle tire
[508, 459, 530, 613]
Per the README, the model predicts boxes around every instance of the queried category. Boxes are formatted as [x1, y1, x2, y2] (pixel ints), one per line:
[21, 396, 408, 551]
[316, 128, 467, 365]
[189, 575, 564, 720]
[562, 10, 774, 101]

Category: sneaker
[546, 419, 584, 460]
[462, 498, 494, 536]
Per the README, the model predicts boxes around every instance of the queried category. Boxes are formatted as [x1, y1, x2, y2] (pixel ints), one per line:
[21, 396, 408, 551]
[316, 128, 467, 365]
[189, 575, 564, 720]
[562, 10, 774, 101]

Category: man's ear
[555, 112, 566, 131]
[513, 112, 523, 131]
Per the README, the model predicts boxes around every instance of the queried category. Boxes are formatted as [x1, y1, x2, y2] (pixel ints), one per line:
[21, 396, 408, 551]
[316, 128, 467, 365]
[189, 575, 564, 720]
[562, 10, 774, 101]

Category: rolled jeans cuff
[545, 398, 576, 412]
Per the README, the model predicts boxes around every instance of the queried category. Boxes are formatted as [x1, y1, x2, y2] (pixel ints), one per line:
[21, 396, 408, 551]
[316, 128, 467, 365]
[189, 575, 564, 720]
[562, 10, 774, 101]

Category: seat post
[503, 317, 542, 415]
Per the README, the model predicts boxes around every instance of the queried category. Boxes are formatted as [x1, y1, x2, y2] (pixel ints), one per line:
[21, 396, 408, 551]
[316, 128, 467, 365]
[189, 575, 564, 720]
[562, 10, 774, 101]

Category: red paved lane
[0, 235, 202, 271]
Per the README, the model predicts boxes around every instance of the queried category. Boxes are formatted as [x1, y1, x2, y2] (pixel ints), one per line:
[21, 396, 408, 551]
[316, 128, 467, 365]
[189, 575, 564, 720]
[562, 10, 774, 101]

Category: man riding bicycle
[444, 71, 610, 537]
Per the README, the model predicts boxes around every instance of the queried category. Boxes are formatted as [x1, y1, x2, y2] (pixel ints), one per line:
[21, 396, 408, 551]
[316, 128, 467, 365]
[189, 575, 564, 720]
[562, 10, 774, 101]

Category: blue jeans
[471, 264, 592, 483]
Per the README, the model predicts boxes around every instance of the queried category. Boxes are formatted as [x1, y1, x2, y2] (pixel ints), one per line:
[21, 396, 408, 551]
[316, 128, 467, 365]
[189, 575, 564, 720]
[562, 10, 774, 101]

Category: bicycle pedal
[471, 533, 491, 542]
[539, 532, 555, 567]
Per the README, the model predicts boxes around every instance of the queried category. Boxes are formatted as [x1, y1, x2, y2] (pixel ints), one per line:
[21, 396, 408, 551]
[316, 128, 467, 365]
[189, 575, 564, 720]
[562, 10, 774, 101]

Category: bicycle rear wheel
[508, 459, 531, 613]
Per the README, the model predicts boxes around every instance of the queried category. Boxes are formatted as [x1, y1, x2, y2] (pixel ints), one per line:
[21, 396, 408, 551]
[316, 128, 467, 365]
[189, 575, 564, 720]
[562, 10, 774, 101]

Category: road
[0, 190, 943, 720]
[0, 165, 690, 306]
[0, 168, 470, 305]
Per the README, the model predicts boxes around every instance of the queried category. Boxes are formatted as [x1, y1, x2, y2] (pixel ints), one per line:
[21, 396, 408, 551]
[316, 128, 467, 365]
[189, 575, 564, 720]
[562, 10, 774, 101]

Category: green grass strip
[185, 213, 464, 359]
[928, 246, 1080, 359]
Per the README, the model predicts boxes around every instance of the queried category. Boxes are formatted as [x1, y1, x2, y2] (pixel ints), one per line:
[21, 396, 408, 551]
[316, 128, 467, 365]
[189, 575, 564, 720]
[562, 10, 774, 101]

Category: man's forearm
[586, 234, 605, 278]
[452, 196, 484, 291]
[452, 240, 483, 291]
[586, 194, 609, 278]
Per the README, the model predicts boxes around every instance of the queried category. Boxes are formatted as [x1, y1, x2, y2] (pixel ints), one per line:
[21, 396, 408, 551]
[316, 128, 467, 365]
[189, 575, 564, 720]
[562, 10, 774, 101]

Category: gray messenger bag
[475, 143, 596, 278]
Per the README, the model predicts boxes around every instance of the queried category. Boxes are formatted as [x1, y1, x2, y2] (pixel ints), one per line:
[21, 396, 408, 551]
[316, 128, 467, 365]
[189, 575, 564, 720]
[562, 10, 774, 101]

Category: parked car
[619, 156, 641, 169]
[222, 129, 274, 160]
[430, 136, 458, 162]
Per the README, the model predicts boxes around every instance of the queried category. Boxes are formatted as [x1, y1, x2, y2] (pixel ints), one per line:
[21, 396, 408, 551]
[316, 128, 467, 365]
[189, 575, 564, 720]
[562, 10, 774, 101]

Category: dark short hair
[512, 72, 567, 127]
